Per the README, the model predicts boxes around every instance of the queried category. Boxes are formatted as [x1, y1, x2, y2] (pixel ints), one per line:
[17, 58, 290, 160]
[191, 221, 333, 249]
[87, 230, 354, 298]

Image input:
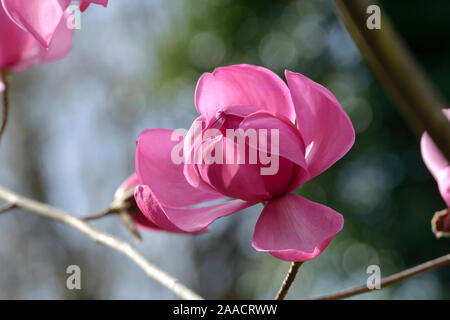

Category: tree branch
[0, 203, 15, 214]
[83, 207, 119, 221]
[0, 74, 9, 142]
[275, 262, 303, 300]
[310, 253, 450, 300]
[334, 0, 450, 161]
[0, 185, 203, 300]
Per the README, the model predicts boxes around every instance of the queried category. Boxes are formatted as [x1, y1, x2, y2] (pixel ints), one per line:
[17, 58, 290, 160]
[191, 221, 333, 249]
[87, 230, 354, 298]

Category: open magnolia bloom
[134, 64, 355, 262]
[0, 0, 107, 91]
[421, 109, 450, 238]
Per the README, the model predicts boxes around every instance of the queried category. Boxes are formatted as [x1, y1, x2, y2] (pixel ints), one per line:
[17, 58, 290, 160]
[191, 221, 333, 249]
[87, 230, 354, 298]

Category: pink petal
[239, 110, 310, 188]
[59, 0, 72, 8]
[135, 128, 223, 207]
[1, 6, 73, 73]
[36, 10, 73, 62]
[252, 193, 344, 262]
[0, 75, 4, 92]
[135, 184, 256, 233]
[114, 173, 139, 200]
[195, 135, 274, 201]
[134, 184, 203, 233]
[1, 0, 66, 48]
[285, 70, 355, 180]
[77, 0, 108, 12]
[113, 173, 163, 232]
[132, 210, 163, 232]
[0, 4, 30, 69]
[195, 64, 296, 124]
[182, 115, 234, 195]
[421, 109, 450, 207]
[185, 110, 305, 200]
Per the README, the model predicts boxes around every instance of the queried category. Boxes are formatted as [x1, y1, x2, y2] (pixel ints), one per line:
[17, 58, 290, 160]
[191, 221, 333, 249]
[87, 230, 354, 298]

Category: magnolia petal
[285, 70, 355, 180]
[38, 10, 74, 62]
[114, 173, 139, 201]
[195, 64, 295, 124]
[239, 111, 306, 167]
[77, 0, 108, 12]
[5, 9, 74, 73]
[421, 109, 450, 207]
[135, 184, 256, 233]
[1, 0, 66, 48]
[136, 128, 223, 208]
[0, 75, 4, 92]
[195, 135, 273, 201]
[132, 210, 163, 231]
[134, 184, 201, 233]
[252, 193, 343, 262]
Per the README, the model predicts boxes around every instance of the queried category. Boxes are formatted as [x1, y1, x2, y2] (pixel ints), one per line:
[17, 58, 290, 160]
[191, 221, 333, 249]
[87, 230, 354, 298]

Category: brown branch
[83, 200, 142, 241]
[0, 74, 9, 142]
[82, 207, 119, 221]
[275, 262, 303, 300]
[334, 0, 450, 161]
[0, 185, 203, 300]
[311, 253, 450, 300]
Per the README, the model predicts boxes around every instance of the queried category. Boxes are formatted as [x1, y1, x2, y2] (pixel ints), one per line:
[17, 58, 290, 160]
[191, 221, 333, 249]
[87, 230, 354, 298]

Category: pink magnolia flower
[421, 109, 450, 236]
[0, 0, 107, 90]
[134, 64, 355, 261]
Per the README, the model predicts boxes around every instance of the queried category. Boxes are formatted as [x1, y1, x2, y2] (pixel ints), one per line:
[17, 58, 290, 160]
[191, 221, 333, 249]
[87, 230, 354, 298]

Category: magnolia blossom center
[170, 119, 280, 175]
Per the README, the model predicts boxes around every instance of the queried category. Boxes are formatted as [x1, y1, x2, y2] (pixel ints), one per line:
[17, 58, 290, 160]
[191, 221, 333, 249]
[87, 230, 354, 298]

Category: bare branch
[311, 253, 450, 300]
[0, 203, 15, 214]
[275, 262, 303, 300]
[334, 0, 450, 161]
[0, 185, 203, 300]
[82, 207, 119, 221]
[83, 199, 142, 241]
[0, 74, 9, 142]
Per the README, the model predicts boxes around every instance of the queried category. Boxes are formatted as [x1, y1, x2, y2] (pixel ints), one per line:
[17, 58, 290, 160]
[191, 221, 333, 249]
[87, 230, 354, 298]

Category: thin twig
[83, 198, 142, 241]
[83, 207, 118, 221]
[0, 185, 203, 300]
[311, 253, 450, 300]
[0, 203, 16, 214]
[0, 75, 9, 142]
[334, 0, 450, 161]
[275, 262, 303, 300]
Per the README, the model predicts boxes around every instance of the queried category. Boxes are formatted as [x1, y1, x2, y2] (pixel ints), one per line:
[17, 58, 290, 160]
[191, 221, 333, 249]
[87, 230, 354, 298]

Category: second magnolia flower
[0, 0, 108, 90]
[131, 64, 355, 262]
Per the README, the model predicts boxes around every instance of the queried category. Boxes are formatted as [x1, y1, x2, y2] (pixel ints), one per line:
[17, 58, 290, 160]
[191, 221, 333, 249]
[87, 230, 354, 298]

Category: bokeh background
[0, 0, 449, 299]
